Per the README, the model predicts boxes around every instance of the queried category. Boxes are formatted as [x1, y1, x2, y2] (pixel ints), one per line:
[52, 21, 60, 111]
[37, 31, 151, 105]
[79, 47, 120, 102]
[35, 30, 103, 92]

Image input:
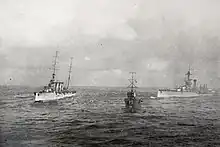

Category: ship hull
[124, 97, 142, 113]
[199, 93, 214, 97]
[157, 90, 199, 98]
[34, 92, 76, 102]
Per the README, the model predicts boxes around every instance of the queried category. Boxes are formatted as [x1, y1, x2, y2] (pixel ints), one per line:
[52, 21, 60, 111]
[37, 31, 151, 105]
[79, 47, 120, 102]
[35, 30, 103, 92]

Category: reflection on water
[1, 87, 220, 147]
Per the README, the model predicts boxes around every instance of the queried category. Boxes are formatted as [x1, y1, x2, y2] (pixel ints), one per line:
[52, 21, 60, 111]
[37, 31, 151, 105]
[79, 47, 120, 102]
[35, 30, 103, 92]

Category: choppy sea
[0, 86, 220, 147]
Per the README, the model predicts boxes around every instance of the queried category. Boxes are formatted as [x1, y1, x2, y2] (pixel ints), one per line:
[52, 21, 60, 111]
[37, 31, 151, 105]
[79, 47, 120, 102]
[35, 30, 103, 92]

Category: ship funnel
[193, 79, 197, 89]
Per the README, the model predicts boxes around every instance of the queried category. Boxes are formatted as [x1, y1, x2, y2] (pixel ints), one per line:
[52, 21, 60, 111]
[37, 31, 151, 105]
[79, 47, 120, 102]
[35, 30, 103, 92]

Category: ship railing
[159, 88, 181, 92]
[158, 88, 172, 91]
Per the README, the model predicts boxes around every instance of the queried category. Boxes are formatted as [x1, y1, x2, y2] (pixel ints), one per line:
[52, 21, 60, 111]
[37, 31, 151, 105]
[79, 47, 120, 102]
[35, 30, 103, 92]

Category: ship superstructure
[34, 51, 76, 102]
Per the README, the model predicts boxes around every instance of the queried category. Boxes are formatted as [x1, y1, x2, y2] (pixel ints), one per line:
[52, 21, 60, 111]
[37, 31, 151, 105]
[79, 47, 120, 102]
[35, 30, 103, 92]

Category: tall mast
[67, 57, 73, 89]
[128, 72, 137, 92]
[51, 51, 59, 82]
[186, 64, 192, 81]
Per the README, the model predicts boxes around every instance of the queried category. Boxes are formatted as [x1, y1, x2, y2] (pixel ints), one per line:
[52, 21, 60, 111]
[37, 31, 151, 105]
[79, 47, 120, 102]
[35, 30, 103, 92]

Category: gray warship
[157, 65, 214, 98]
[124, 72, 143, 113]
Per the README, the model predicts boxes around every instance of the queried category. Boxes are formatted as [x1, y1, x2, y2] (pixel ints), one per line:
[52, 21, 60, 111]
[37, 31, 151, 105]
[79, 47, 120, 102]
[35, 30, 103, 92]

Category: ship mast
[128, 72, 137, 92]
[51, 51, 59, 83]
[66, 57, 73, 90]
[186, 64, 192, 81]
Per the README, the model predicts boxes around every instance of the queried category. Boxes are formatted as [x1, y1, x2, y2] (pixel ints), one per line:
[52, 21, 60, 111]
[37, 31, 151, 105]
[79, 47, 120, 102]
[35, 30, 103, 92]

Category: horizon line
[0, 84, 164, 89]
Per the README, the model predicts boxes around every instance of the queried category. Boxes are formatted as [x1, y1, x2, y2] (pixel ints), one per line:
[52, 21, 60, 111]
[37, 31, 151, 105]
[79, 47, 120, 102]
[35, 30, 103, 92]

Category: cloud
[0, 0, 139, 48]
[88, 68, 125, 86]
[84, 56, 91, 61]
[112, 69, 122, 75]
[1, 0, 220, 87]
[143, 58, 168, 71]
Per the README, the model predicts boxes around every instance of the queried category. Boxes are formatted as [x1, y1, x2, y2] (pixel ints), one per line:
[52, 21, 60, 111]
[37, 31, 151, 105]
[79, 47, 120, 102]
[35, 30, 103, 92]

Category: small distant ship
[124, 72, 143, 113]
[157, 65, 212, 98]
[34, 51, 76, 102]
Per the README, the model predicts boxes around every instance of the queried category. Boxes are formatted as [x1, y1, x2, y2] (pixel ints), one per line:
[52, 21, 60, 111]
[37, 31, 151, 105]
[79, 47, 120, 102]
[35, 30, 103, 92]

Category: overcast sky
[1, 0, 220, 87]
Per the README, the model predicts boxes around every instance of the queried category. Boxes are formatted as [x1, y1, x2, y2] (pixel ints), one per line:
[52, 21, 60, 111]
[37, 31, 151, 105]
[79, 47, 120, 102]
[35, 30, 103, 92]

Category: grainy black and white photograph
[1, 0, 220, 146]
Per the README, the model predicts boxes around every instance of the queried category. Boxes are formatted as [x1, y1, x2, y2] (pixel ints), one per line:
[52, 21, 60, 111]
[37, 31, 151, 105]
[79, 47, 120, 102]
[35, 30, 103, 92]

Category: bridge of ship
[40, 81, 66, 93]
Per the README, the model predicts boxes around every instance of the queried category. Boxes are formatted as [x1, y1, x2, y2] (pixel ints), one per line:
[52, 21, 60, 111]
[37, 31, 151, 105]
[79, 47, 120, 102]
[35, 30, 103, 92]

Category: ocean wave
[1, 86, 220, 146]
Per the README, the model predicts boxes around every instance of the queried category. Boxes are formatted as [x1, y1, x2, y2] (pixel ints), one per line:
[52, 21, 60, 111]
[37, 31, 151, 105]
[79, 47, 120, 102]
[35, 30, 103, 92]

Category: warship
[34, 51, 76, 102]
[124, 72, 143, 113]
[157, 66, 207, 98]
